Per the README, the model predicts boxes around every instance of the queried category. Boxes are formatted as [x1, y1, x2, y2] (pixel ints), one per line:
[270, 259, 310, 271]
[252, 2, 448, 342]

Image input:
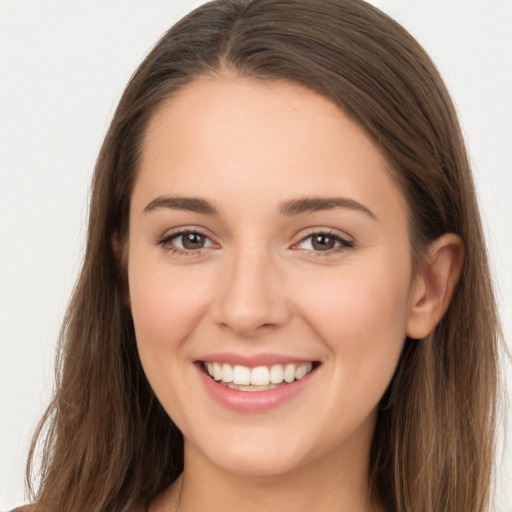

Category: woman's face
[128, 76, 417, 477]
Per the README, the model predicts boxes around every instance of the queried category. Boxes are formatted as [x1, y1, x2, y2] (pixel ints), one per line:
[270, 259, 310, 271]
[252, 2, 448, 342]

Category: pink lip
[197, 352, 314, 367]
[195, 361, 319, 413]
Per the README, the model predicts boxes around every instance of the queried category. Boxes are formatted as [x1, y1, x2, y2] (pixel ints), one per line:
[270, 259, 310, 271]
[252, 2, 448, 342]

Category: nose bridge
[214, 242, 289, 336]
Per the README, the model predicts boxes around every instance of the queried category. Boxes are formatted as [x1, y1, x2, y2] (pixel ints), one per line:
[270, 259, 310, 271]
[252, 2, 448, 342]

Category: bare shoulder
[11, 506, 35, 512]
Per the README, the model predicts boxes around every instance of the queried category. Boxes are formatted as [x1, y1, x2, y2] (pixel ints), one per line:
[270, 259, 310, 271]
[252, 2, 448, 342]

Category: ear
[406, 233, 464, 340]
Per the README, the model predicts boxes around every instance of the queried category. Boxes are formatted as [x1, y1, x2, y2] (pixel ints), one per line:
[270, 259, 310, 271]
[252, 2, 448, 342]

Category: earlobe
[406, 233, 464, 340]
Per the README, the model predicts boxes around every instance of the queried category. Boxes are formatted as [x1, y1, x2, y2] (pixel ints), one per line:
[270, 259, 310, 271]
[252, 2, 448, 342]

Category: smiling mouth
[201, 361, 319, 392]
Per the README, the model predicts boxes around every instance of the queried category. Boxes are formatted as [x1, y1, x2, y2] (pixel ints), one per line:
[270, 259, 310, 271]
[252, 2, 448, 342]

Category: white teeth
[284, 363, 295, 383]
[295, 362, 312, 380]
[250, 366, 270, 385]
[238, 384, 263, 392]
[204, 361, 315, 389]
[222, 363, 233, 383]
[228, 382, 280, 391]
[294, 364, 307, 380]
[232, 365, 251, 385]
[212, 362, 223, 381]
[269, 364, 284, 384]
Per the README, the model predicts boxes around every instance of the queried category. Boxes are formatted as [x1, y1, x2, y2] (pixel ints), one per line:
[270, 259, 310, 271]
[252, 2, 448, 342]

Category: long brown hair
[26, 1, 501, 511]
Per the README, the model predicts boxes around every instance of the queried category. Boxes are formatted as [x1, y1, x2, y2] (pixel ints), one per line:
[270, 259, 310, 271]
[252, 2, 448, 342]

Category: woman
[20, 0, 501, 511]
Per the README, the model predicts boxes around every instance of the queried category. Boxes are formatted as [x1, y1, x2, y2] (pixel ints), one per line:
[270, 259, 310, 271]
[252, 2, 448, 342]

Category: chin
[213, 451, 305, 477]
[189, 430, 310, 477]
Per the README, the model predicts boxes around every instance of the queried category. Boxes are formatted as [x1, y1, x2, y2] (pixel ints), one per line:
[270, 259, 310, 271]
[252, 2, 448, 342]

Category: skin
[127, 75, 463, 512]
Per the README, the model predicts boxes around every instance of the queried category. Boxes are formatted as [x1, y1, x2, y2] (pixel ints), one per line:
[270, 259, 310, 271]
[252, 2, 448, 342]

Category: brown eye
[181, 232, 207, 250]
[159, 230, 215, 253]
[296, 231, 354, 254]
[311, 234, 336, 251]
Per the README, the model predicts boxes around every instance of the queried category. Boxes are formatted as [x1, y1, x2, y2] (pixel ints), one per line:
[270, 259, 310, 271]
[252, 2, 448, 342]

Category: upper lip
[196, 352, 318, 367]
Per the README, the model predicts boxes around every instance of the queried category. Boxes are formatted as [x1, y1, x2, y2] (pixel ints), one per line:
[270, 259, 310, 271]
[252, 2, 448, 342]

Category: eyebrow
[143, 195, 376, 220]
[279, 197, 376, 220]
[143, 196, 219, 215]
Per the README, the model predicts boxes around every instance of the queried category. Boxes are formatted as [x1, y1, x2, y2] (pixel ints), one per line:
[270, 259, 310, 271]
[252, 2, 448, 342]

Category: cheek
[127, 250, 210, 365]
[294, 258, 411, 396]
[127, 253, 214, 425]
[299, 263, 410, 338]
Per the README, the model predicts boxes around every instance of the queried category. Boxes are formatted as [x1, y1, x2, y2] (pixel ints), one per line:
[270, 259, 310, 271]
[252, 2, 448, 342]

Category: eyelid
[291, 228, 355, 254]
[156, 226, 219, 255]
[155, 226, 354, 257]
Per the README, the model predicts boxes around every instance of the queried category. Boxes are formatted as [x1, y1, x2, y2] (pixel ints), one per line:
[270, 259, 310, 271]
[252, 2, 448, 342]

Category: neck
[151, 438, 380, 512]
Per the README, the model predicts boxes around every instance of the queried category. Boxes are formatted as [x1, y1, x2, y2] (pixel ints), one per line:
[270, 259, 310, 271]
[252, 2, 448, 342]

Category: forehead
[133, 76, 407, 225]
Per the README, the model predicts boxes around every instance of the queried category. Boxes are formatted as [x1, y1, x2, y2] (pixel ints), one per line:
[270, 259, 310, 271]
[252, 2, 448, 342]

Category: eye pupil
[182, 233, 205, 249]
[312, 235, 335, 251]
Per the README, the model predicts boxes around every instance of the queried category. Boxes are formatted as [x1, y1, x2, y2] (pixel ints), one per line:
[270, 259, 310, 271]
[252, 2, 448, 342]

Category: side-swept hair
[27, 1, 500, 511]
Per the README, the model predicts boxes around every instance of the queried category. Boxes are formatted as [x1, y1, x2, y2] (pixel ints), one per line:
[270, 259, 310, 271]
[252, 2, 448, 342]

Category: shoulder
[10, 507, 34, 512]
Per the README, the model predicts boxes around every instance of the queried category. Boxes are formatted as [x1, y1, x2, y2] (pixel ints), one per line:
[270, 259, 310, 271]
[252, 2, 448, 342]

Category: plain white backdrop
[1, 0, 511, 509]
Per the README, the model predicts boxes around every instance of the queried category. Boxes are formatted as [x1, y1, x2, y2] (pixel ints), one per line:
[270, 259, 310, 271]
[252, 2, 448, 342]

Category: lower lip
[196, 363, 318, 412]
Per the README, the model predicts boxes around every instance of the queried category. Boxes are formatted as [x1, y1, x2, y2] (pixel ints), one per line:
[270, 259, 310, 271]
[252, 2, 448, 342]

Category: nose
[212, 247, 291, 338]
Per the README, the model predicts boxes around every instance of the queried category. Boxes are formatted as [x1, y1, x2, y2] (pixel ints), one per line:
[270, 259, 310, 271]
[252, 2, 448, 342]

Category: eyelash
[157, 229, 354, 256]
[157, 229, 215, 256]
[294, 230, 354, 256]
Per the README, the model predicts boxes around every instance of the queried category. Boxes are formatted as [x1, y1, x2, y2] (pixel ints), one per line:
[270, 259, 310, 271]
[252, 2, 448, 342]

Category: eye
[295, 231, 354, 253]
[158, 229, 216, 254]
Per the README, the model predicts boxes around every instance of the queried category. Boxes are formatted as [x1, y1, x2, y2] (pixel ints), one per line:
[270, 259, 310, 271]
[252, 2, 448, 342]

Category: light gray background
[1, 0, 511, 509]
